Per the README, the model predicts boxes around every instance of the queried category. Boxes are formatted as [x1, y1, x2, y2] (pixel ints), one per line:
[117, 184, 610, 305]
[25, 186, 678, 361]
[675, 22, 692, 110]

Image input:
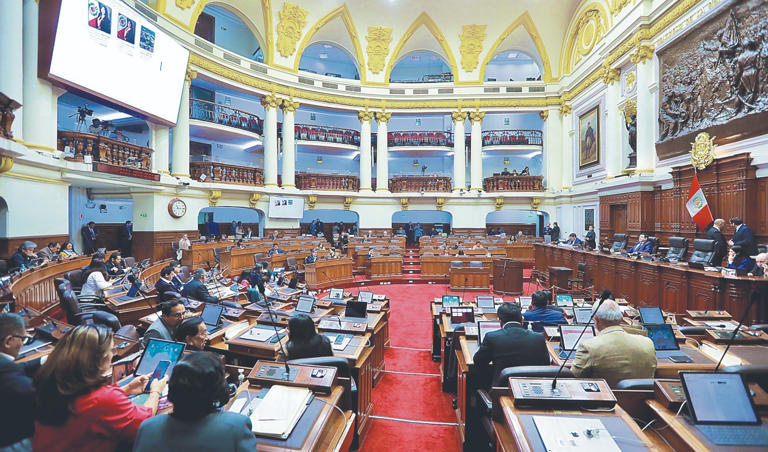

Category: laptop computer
[572, 307, 593, 325]
[557, 324, 595, 359]
[643, 323, 690, 360]
[518, 296, 532, 306]
[680, 372, 768, 446]
[477, 320, 501, 345]
[328, 288, 344, 300]
[295, 295, 315, 313]
[476, 295, 495, 310]
[638, 306, 666, 325]
[442, 295, 461, 309]
[201, 303, 224, 334]
[449, 306, 475, 326]
[114, 281, 141, 302]
[358, 291, 374, 304]
[344, 301, 368, 319]
[555, 294, 574, 307]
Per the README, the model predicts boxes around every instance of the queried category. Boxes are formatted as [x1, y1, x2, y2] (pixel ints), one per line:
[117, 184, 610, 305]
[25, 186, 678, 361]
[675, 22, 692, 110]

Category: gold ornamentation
[620, 99, 637, 125]
[469, 110, 485, 124]
[539, 110, 549, 121]
[630, 42, 655, 65]
[600, 61, 620, 85]
[344, 197, 353, 210]
[185, 68, 197, 82]
[208, 190, 221, 207]
[0, 156, 14, 174]
[365, 26, 392, 74]
[400, 198, 409, 211]
[281, 98, 300, 112]
[559, 103, 572, 116]
[276, 3, 308, 58]
[611, 0, 632, 16]
[375, 111, 391, 124]
[563, 7, 609, 74]
[479, 12, 553, 83]
[358, 109, 373, 122]
[459, 25, 487, 72]
[436, 198, 445, 211]
[624, 71, 636, 92]
[261, 94, 281, 109]
[248, 193, 262, 209]
[175, 0, 195, 10]
[495, 197, 504, 211]
[451, 110, 466, 122]
[690, 132, 715, 170]
[307, 194, 317, 209]
[531, 198, 542, 210]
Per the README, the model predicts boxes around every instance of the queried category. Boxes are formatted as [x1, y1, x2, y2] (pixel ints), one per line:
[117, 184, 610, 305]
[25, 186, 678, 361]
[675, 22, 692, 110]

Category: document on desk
[533, 416, 620, 452]
[240, 327, 276, 342]
[250, 385, 312, 438]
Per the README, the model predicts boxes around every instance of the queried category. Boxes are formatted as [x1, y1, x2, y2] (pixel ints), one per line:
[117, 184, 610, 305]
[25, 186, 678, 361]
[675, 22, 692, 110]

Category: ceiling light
[241, 140, 262, 149]
[323, 44, 332, 49]
[97, 112, 131, 121]
[507, 52, 518, 59]
[319, 53, 328, 59]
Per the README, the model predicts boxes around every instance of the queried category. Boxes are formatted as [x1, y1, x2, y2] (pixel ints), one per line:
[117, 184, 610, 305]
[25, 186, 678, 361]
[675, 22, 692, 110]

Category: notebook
[201, 303, 224, 334]
[643, 323, 690, 360]
[638, 306, 665, 325]
[250, 385, 312, 439]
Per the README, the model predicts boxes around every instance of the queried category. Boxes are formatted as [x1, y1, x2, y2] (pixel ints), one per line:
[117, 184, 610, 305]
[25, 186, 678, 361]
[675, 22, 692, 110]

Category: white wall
[0, 173, 69, 238]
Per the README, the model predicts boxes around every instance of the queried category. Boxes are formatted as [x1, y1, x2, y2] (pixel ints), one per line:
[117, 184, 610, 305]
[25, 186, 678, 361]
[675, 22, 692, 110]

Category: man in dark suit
[749, 253, 767, 277]
[81, 221, 98, 254]
[304, 249, 318, 264]
[0, 313, 38, 450]
[182, 269, 219, 304]
[473, 303, 549, 386]
[154, 266, 180, 302]
[143, 300, 186, 346]
[707, 218, 728, 266]
[551, 222, 561, 242]
[585, 225, 596, 250]
[118, 220, 132, 257]
[623, 233, 653, 254]
[729, 217, 759, 258]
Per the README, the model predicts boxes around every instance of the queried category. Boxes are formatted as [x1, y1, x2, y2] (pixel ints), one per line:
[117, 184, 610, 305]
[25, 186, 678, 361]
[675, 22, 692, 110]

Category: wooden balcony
[389, 176, 452, 193]
[483, 175, 544, 192]
[295, 173, 359, 191]
[57, 130, 153, 171]
[190, 161, 264, 186]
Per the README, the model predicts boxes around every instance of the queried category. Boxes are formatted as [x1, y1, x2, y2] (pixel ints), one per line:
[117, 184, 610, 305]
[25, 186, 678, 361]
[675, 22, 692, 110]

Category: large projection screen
[47, 0, 189, 125]
[268, 197, 305, 219]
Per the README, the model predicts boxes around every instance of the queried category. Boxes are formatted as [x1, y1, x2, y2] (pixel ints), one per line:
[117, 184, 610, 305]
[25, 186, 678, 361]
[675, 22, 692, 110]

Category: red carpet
[384, 347, 439, 374]
[362, 419, 458, 451]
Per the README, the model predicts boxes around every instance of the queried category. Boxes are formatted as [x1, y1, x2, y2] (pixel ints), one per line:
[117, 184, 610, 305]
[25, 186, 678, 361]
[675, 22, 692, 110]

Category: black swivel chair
[666, 237, 689, 260]
[64, 269, 86, 292]
[647, 237, 660, 255]
[758, 244, 767, 254]
[58, 285, 121, 331]
[615, 378, 655, 390]
[688, 239, 717, 266]
[611, 234, 628, 252]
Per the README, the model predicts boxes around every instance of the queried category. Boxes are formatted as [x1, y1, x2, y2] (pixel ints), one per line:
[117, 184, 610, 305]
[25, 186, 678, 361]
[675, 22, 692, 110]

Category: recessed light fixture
[319, 53, 328, 59]
[322, 44, 332, 49]
[507, 52, 518, 59]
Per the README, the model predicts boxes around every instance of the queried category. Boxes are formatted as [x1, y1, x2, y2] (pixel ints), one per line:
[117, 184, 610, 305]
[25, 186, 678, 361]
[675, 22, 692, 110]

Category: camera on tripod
[76, 105, 94, 123]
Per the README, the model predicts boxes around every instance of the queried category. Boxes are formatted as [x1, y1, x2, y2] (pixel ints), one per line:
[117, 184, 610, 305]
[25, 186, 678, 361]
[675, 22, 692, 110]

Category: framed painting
[578, 106, 600, 169]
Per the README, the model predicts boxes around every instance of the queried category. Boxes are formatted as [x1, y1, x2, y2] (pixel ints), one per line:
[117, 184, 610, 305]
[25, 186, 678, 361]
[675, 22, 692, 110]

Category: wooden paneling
[0, 234, 71, 260]
[132, 230, 199, 262]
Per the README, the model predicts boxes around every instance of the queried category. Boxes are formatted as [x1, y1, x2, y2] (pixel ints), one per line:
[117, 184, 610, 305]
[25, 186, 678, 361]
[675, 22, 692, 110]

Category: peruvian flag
[686, 173, 713, 230]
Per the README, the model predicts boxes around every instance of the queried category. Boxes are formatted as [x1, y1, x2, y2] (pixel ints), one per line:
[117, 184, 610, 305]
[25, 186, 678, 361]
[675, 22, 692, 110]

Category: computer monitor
[134, 339, 186, 376]
[555, 294, 574, 307]
[201, 303, 223, 327]
[344, 301, 368, 319]
[644, 323, 680, 351]
[573, 307, 593, 325]
[518, 296, 532, 306]
[680, 372, 760, 425]
[476, 295, 494, 309]
[477, 320, 501, 344]
[639, 306, 666, 325]
[295, 295, 315, 313]
[449, 306, 475, 325]
[328, 288, 344, 300]
[358, 291, 374, 304]
[559, 325, 595, 351]
[442, 295, 460, 308]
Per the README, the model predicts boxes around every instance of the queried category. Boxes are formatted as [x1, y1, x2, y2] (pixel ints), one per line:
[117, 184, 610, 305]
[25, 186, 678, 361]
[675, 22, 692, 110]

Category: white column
[561, 106, 573, 189]
[605, 76, 622, 177]
[358, 110, 373, 191]
[541, 109, 563, 192]
[634, 46, 656, 171]
[261, 94, 281, 186]
[149, 123, 169, 174]
[375, 111, 391, 192]
[1, 0, 24, 139]
[452, 111, 467, 192]
[280, 99, 298, 188]
[469, 110, 484, 191]
[171, 73, 193, 177]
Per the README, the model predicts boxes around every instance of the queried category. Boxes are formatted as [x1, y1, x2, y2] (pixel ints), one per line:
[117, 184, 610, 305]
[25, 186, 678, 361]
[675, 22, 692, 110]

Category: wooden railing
[295, 124, 360, 146]
[57, 131, 153, 170]
[190, 161, 264, 186]
[483, 175, 544, 192]
[482, 129, 542, 146]
[389, 175, 452, 193]
[295, 173, 359, 191]
[387, 131, 453, 147]
[8, 254, 94, 314]
[190, 98, 263, 135]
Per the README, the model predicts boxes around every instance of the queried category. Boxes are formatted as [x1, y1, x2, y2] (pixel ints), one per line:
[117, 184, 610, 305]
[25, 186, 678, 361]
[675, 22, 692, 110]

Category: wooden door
[610, 204, 627, 234]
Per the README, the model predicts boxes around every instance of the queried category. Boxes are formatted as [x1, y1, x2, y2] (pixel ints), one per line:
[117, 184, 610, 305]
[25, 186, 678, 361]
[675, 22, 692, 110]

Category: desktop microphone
[715, 289, 760, 370]
[263, 295, 291, 380]
[551, 292, 609, 390]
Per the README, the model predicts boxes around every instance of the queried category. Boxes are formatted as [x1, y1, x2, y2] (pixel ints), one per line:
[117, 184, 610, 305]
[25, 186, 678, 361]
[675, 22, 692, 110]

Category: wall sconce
[412, 160, 419, 166]
[503, 158, 510, 165]
[316, 156, 323, 164]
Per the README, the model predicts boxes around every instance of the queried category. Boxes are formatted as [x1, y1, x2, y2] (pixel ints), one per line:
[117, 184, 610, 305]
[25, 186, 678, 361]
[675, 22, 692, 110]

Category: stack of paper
[240, 327, 276, 342]
[250, 385, 312, 438]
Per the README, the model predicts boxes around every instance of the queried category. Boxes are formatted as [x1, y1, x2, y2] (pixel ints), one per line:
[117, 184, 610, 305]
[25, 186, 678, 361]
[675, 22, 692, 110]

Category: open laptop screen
[345, 301, 368, 319]
[201, 303, 223, 326]
[442, 295, 460, 307]
[573, 307, 593, 324]
[329, 288, 344, 300]
[476, 295, 494, 309]
[555, 294, 573, 307]
[518, 296, 532, 306]
[295, 295, 315, 313]
[639, 306, 665, 324]
[559, 325, 595, 351]
[681, 372, 760, 425]
[644, 323, 680, 351]
[477, 320, 501, 344]
[358, 291, 374, 304]
[450, 306, 475, 325]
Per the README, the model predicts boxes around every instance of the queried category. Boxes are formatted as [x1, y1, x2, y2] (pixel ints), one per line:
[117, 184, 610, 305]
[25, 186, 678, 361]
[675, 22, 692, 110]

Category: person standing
[585, 225, 596, 250]
[728, 217, 758, 258]
[551, 222, 561, 242]
[707, 219, 728, 266]
[81, 221, 98, 254]
[543, 223, 553, 238]
[118, 221, 132, 257]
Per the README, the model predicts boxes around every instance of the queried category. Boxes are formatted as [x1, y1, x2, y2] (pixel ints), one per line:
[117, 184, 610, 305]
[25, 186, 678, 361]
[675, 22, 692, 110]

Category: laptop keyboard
[696, 424, 768, 446]
[205, 324, 221, 334]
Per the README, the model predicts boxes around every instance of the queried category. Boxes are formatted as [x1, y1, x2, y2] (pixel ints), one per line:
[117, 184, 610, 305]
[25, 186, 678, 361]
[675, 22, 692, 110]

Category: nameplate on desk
[317, 319, 367, 334]
[256, 312, 290, 325]
[247, 361, 336, 394]
[509, 377, 616, 409]
[222, 307, 246, 320]
[687, 310, 731, 320]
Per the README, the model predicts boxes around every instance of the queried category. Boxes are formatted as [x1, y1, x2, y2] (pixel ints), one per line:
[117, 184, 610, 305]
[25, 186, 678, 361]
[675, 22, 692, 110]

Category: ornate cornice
[208, 190, 221, 207]
[600, 61, 620, 85]
[630, 42, 655, 65]
[559, 103, 572, 116]
[375, 111, 391, 124]
[0, 156, 14, 174]
[260, 94, 282, 109]
[469, 110, 485, 124]
[459, 25, 487, 72]
[358, 109, 374, 122]
[184, 68, 197, 82]
[248, 193, 262, 208]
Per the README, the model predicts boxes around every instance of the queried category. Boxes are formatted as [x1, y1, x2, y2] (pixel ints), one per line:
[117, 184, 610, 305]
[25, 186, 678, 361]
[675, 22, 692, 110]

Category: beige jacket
[571, 325, 657, 388]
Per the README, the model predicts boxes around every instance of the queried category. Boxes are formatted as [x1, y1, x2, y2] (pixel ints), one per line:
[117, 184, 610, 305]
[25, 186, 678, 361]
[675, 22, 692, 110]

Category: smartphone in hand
[145, 360, 170, 392]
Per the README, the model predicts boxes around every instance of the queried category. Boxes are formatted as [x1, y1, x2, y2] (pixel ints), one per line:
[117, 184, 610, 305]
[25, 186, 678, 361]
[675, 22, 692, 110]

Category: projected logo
[87, 0, 111, 34]
[140, 26, 155, 52]
[117, 14, 136, 44]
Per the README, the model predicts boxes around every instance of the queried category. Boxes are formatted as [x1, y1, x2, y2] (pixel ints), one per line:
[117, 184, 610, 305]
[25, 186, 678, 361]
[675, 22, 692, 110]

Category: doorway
[610, 204, 627, 234]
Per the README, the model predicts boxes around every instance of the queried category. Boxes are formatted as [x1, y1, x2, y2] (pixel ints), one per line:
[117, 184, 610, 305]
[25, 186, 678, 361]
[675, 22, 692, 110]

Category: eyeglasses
[11, 334, 35, 345]
[169, 309, 188, 318]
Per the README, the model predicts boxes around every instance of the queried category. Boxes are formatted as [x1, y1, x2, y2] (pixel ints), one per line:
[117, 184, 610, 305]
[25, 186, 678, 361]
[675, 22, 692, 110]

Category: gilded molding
[451, 110, 466, 122]
[343, 197, 353, 210]
[175, 0, 194, 9]
[611, 0, 632, 16]
[469, 110, 485, 124]
[365, 26, 392, 74]
[208, 190, 221, 207]
[559, 103, 572, 116]
[436, 198, 445, 211]
[459, 25, 487, 72]
[281, 99, 300, 112]
[307, 194, 317, 209]
[630, 42, 655, 65]
[358, 109, 373, 122]
[562, 5, 609, 74]
[248, 193, 262, 208]
[400, 198, 409, 211]
[494, 197, 504, 211]
[0, 156, 14, 174]
[600, 61, 620, 85]
[185, 68, 198, 82]
[375, 111, 391, 124]
[690, 132, 716, 170]
[621, 98, 637, 125]
[539, 110, 549, 121]
[261, 94, 281, 109]
[479, 12, 553, 83]
[624, 71, 636, 92]
[531, 198, 542, 210]
[276, 3, 308, 58]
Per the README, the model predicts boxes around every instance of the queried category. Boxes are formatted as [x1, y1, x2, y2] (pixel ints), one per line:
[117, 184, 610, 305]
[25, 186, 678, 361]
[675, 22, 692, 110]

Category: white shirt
[81, 271, 111, 296]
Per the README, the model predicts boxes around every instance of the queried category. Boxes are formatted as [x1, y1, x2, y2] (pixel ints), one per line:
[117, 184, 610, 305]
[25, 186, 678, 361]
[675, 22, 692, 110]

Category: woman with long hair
[285, 313, 333, 360]
[33, 324, 166, 452]
[59, 241, 78, 259]
[80, 260, 113, 296]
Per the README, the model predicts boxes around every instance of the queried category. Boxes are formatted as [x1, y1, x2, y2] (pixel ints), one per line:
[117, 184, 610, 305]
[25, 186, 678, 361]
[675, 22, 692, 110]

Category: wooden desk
[305, 259, 354, 290]
[224, 323, 289, 361]
[104, 292, 160, 325]
[493, 259, 523, 295]
[450, 266, 490, 291]
[365, 255, 403, 281]
[421, 255, 495, 280]
[455, 336, 480, 444]
[548, 265, 572, 289]
[699, 341, 768, 366]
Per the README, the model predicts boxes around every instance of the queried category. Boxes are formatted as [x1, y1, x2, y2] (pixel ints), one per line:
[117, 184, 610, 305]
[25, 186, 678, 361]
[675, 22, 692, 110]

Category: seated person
[501, 167, 511, 176]
[749, 252, 767, 277]
[623, 233, 653, 254]
[285, 313, 333, 360]
[396, 227, 406, 236]
[133, 352, 258, 452]
[522, 290, 567, 332]
[510, 169, 519, 176]
[174, 317, 208, 351]
[234, 239, 245, 249]
[80, 262, 113, 297]
[106, 252, 126, 276]
[571, 298, 656, 387]
[726, 245, 752, 272]
[267, 244, 284, 257]
[473, 303, 549, 385]
[59, 241, 78, 259]
[9, 241, 38, 272]
[0, 313, 38, 451]
[143, 300, 186, 346]
[182, 269, 218, 304]
[170, 261, 185, 291]
[520, 166, 530, 176]
[36, 242, 61, 263]
[304, 249, 318, 264]
[33, 325, 167, 452]
[564, 233, 582, 247]
[154, 266, 180, 301]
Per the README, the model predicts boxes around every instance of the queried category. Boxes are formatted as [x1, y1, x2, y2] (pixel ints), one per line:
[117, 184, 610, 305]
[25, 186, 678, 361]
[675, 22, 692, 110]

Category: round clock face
[168, 198, 186, 218]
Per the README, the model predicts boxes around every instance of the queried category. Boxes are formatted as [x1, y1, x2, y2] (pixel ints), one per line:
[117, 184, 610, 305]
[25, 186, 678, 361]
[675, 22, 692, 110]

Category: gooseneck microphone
[264, 296, 291, 380]
[715, 289, 760, 371]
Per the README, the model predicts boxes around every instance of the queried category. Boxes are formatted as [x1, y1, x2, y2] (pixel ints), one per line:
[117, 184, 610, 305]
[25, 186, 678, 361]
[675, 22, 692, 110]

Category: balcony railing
[295, 124, 360, 146]
[296, 173, 359, 191]
[57, 131, 153, 170]
[482, 129, 542, 146]
[190, 98, 263, 135]
[483, 175, 543, 192]
[190, 161, 264, 186]
[389, 175, 452, 193]
[387, 131, 454, 147]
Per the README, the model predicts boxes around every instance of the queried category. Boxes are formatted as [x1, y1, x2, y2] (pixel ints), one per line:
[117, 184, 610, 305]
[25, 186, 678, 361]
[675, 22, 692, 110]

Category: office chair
[58, 286, 121, 331]
[688, 239, 717, 265]
[647, 237, 660, 255]
[611, 234, 628, 252]
[666, 237, 689, 260]
[64, 269, 86, 292]
[615, 379, 655, 390]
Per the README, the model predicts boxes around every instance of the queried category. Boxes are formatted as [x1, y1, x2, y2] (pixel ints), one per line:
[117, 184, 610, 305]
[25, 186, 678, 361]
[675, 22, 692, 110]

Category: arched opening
[0, 196, 8, 238]
[300, 209, 359, 241]
[194, 4, 264, 62]
[299, 42, 360, 79]
[198, 206, 265, 238]
[485, 50, 542, 82]
[391, 210, 452, 241]
[485, 210, 548, 237]
[390, 51, 451, 83]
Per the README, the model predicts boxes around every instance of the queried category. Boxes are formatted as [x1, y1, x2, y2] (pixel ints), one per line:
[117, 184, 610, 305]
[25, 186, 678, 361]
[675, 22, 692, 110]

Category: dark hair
[87, 221, 95, 226]
[174, 317, 203, 345]
[497, 302, 522, 324]
[569, 233, 577, 238]
[599, 289, 615, 302]
[62, 241, 75, 252]
[170, 260, 181, 268]
[729, 217, 743, 226]
[731, 245, 748, 260]
[108, 252, 121, 262]
[287, 313, 317, 343]
[531, 290, 550, 308]
[89, 253, 106, 267]
[83, 261, 108, 281]
[0, 313, 26, 341]
[47, 242, 59, 248]
[160, 299, 183, 316]
[168, 352, 229, 421]
[160, 266, 174, 278]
